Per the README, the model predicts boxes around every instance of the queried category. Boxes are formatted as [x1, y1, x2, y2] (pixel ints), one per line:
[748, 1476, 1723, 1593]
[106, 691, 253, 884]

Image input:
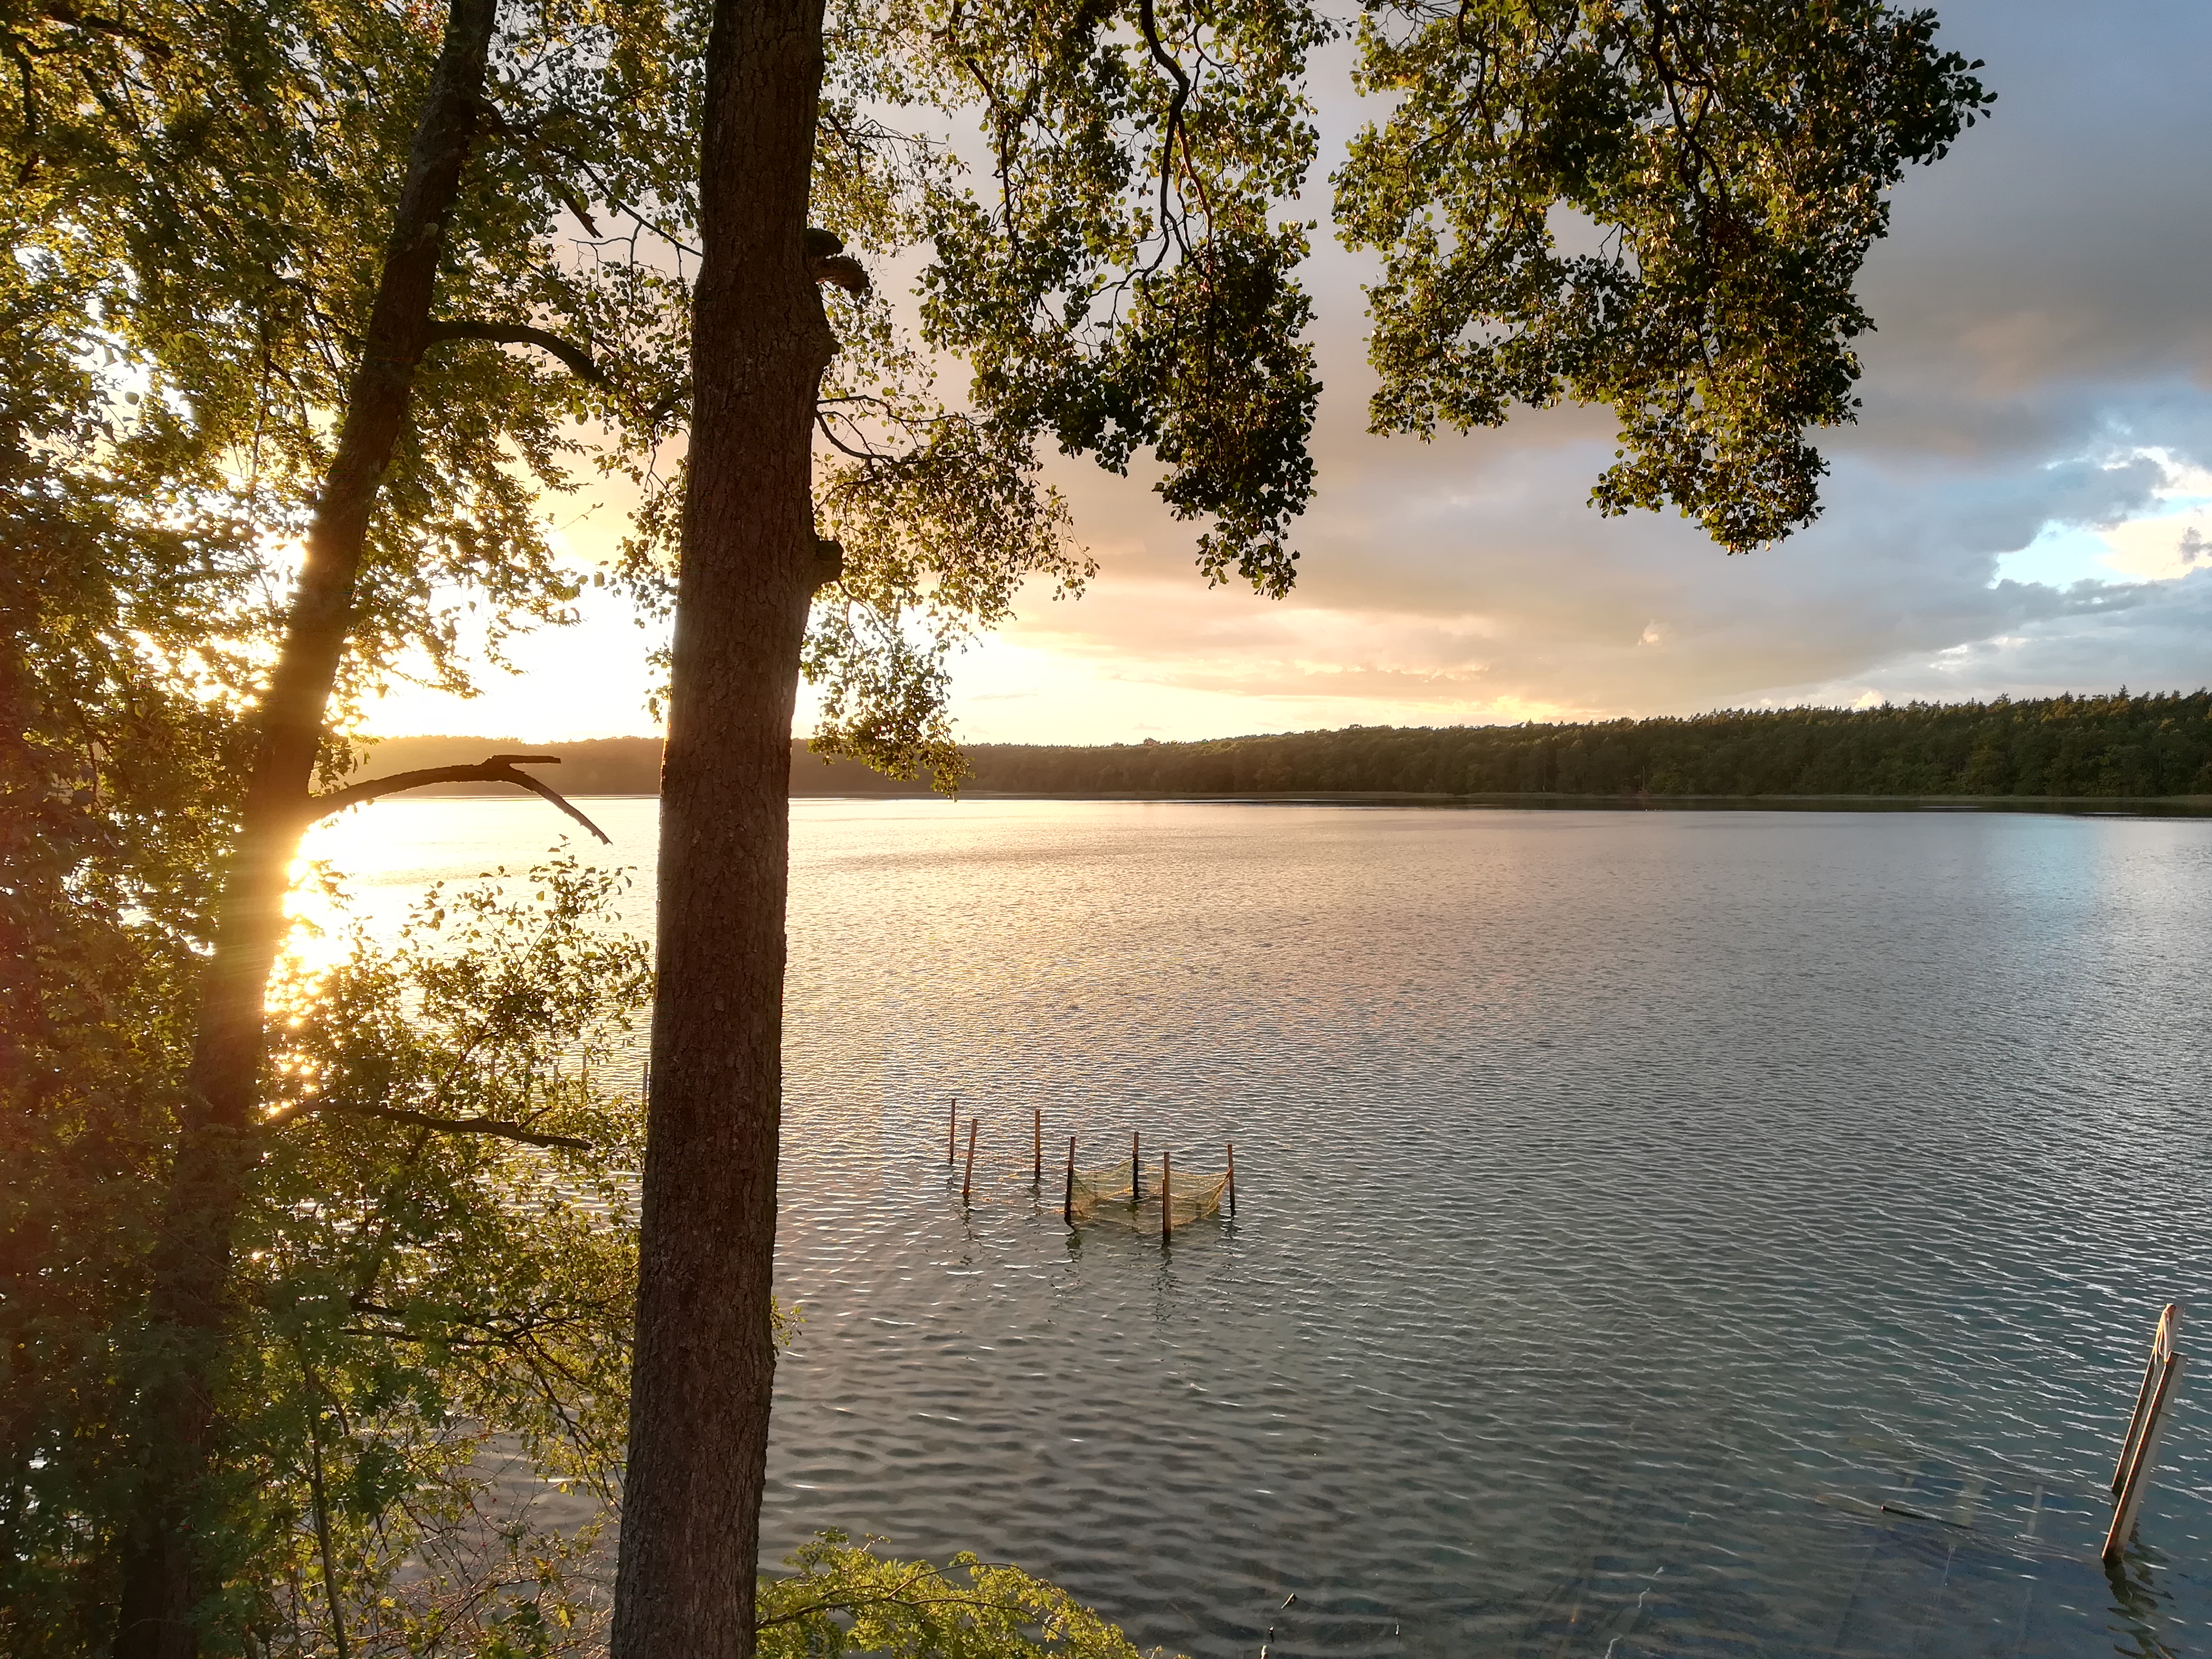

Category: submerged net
[1065, 1160, 1137, 1220]
[1064, 1158, 1231, 1229]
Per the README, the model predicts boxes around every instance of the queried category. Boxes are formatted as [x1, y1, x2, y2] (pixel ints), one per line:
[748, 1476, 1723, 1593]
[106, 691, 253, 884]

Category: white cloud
[2099, 508, 2212, 583]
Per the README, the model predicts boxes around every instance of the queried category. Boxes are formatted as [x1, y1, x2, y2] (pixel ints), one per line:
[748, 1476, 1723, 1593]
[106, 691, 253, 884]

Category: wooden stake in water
[962, 1119, 978, 1207]
[2113, 1303, 2179, 1494]
[2106, 1303, 2184, 1565]
[1162, 1150, 1172, 1245]
[1226, 1142, 1236, 1216]
[1063, 1135, 1076, 1226]
[948, 1097, 958, 1165]
[1131, 1129, 1142, 1203]
[1033, 1107, 1042, 1184]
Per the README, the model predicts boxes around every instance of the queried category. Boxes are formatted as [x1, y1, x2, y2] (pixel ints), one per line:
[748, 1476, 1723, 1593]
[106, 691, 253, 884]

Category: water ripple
[310, 798, 2212, 1657]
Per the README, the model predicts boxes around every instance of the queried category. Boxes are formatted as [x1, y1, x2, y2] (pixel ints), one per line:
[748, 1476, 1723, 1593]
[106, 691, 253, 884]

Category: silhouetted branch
[342, 1104, 593, 1149]
[426, 318, 611, 387]
[266, 1100, 594, 1149]
[308, 754, 613, 844]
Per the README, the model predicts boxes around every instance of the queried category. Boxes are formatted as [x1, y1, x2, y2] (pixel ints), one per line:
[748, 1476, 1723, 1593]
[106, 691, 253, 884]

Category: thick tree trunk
[111, 4, 496, 1652]
[610, 0, 832, 1649]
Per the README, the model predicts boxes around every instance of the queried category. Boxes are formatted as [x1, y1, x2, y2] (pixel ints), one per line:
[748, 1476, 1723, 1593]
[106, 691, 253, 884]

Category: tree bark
[111, 3, 497, 1652]
[610, 0, 832, 1648]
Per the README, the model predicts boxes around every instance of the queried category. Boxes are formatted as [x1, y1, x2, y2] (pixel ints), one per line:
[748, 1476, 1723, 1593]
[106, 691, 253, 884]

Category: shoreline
[356, 786, 2212, 817]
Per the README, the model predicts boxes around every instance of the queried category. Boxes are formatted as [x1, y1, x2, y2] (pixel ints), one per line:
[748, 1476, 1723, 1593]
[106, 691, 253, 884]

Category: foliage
[758, 1534, 1159, 1659]
[809, 406, 1090, 786]
[1336, 0, 1995, 551]
[0, 0, 696, 736]
[0, 2, 690, 1643]
[1, 835, 657, 1651]
[628, 0, 1337, 782]
[210, 858, 647, 1656]
[624, 0, 1998, 781]
[906, 0, 1329, 597]
[0, 53, 261, 1640]
[365, 691, 2212, 804]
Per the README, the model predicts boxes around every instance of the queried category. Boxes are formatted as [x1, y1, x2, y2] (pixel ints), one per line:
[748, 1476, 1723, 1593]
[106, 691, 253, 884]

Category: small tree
[622, 0, 1989, 1653]
[0, 0, 691, 1646]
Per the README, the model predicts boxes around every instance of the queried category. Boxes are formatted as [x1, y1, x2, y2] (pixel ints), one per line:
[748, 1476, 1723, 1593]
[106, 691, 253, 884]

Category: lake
[301, 796, 2212, 1657]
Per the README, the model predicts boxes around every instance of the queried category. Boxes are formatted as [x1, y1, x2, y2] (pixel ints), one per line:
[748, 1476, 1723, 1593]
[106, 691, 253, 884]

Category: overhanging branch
[271, 1101, 594, 1149]
[343, 1104, 594, 1149]
[308, 754, 613, 844]
[426, 318, 612, 387]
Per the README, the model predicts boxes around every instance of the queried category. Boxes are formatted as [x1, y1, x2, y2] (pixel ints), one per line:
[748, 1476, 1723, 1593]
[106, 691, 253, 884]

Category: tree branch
[355, 1105, 593, 1148]
[307, 754, 612, 844]
[1136, 0, 1194, 264]
[286, 1102, 594, 1149]
[425, 319, 612, 387]
[37, 1, 172, 57]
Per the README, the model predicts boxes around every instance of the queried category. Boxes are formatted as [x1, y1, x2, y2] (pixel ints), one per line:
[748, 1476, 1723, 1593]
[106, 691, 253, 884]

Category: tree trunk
[111, 4, 496, 1652]
[610, 0, 832, 1648]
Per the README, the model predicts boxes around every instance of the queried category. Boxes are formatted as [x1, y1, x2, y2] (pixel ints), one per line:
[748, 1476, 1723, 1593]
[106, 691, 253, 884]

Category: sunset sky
[365, 0, 2212, 747]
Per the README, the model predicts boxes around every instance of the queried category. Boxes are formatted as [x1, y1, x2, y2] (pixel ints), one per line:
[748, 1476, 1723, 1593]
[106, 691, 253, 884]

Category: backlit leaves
[1335, 0, 1993, 550]
[905, 0, 1330, 593]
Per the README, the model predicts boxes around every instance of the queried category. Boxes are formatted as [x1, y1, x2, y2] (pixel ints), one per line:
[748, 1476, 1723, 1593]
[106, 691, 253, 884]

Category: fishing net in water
[1064, 1159, 1231, 1230]
[1064, 1160, 1136, 1220]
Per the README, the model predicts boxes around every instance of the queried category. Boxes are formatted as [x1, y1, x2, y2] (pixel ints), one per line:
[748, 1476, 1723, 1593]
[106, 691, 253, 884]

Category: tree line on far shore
[368, 690, 2212, 803]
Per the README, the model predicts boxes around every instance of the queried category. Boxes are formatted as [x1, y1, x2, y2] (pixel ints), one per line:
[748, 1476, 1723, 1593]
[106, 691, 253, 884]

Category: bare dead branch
[307, 755, 613, 844]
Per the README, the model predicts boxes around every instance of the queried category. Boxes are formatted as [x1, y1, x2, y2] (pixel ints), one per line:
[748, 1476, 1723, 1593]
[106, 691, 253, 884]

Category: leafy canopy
[1335, 0, 1993, 552]
[782, 0, 1991, 783]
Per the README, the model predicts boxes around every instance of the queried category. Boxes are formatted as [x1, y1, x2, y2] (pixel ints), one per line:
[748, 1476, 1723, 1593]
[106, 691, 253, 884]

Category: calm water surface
[304, 797, 2212, 1657]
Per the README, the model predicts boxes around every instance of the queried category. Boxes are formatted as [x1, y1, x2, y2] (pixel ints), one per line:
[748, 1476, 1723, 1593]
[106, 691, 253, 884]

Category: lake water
[302, 797, 2212, 1658]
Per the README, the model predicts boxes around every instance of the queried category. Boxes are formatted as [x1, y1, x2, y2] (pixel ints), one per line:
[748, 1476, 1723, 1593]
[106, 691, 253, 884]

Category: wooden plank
[2111, 1303, 2177, 1494]
[2104, 1350, 2183, 1565]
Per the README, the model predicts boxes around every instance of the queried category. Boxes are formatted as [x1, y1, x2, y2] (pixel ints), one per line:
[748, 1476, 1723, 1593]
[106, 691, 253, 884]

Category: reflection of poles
[1226, 1143, 1236, 1216]
[1162, 1151, 1172, 1245]
[947, 1097, 957, 1165]
[1063, 1135, 1075, 1226]
[962, 1119, 977, 1207]
[1032, 1107, 1042, 1184]
[2104, 1303, 2184, 1566]
[1131, 1129, 1141, 1204]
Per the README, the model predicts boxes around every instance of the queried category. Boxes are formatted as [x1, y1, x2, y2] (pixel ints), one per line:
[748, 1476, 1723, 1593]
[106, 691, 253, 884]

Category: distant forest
[361, 690, 2212, 802]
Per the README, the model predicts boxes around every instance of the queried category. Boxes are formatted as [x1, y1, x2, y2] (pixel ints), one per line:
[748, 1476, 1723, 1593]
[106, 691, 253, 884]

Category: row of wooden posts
[947, 1099, 1236, 1242]
[663, 1064, 2175, 1563]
